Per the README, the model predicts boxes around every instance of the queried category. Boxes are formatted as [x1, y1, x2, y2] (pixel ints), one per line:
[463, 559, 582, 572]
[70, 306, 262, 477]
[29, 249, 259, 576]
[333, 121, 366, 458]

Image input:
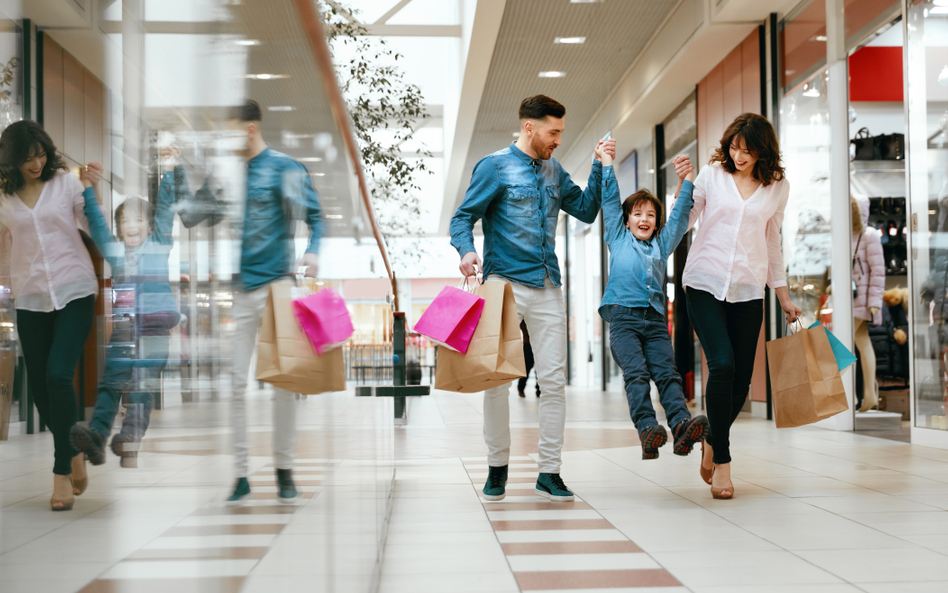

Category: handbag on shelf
[851, 127, 905, 161]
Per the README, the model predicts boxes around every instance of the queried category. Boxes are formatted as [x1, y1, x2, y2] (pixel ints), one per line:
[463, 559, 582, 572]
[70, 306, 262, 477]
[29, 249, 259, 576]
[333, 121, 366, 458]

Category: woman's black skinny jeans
[686, 289, 763, 465]
[17, 295, 96, 475]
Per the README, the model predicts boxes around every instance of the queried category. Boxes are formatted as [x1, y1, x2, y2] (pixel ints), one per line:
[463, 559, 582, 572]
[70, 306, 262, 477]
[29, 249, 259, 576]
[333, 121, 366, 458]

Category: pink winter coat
[852, 196, 884, 324]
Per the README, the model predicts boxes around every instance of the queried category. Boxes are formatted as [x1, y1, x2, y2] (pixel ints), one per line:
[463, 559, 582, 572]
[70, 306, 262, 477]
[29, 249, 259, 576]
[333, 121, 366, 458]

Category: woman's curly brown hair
[710, 113, 785, 186]
[0, 120, 67, 195]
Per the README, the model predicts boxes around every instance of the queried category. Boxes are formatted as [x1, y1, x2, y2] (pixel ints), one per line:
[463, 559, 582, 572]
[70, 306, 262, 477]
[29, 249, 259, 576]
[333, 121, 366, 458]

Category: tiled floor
[5, 384, 948, 592]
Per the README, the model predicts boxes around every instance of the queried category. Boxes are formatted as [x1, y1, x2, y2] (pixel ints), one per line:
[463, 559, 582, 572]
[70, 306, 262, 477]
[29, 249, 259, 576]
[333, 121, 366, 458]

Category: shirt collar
[248, 146, 271, 167]
[509, 142, 540, 167]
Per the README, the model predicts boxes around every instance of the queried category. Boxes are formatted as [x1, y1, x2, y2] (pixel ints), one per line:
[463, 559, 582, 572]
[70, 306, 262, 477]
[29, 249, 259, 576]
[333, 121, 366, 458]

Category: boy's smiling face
[120, 210, 150, 247]
[626, 201, 657, 241]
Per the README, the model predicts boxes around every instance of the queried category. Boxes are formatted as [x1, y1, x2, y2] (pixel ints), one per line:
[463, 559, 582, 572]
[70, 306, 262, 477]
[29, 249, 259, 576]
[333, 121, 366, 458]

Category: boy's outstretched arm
[658, 155, 695, 257]
[595, 142, 622, 245]
[79, 162, 123, 268]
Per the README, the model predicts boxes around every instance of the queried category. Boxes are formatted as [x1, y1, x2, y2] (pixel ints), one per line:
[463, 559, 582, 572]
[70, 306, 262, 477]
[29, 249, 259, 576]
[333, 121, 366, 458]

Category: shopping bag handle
[458, 274, 482, 292]
[786, 319, 805, 335]
[295, 266, 317, 295]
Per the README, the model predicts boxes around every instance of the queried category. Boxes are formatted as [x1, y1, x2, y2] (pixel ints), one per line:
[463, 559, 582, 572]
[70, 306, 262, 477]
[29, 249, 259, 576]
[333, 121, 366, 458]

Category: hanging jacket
[869, 302, 909, 379]
[852, 196, 885, 324]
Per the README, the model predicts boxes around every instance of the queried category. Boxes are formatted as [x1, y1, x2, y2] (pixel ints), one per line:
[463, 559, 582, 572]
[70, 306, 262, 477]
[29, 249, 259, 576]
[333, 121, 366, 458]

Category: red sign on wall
[849, 46, 903, 102]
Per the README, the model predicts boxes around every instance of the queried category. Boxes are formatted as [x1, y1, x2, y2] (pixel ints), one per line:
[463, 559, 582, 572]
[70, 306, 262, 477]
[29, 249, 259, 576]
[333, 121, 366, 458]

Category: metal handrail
[293, 0, 397, 305]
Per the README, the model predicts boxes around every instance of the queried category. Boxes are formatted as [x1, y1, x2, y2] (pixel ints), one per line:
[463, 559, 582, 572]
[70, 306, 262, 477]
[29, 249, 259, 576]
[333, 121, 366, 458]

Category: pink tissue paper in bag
[292, 288, 355, 355]
[414, 285, 485, 354]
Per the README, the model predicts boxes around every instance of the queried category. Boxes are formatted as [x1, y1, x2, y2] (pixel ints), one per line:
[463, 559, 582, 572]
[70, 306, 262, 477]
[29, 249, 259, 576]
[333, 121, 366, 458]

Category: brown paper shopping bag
[0, 349, 13, 441]
[766, 323, 849, 428]
[435, 281, 526, 393]
[255, 282, 346, 395]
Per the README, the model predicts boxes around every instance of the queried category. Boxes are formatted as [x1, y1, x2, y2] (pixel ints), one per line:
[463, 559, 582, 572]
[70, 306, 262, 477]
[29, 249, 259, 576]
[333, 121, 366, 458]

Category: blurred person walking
[0, 120, 102, 510]
[70, 146, 184, 466]
[451, 95, 615, 502]
[224, 100, 324, 505]
[684, 113, 801, 500]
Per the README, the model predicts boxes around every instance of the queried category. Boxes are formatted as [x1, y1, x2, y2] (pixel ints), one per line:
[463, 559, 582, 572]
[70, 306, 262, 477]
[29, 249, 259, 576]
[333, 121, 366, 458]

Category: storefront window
[906, 0, 948, 432]
[780, 68, 832, 328]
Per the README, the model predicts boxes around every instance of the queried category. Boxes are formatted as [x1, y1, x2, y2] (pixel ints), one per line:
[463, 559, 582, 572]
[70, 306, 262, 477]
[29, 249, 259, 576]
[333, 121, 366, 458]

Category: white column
[122, 0, 145, 196]
[822, 0, 855, 431]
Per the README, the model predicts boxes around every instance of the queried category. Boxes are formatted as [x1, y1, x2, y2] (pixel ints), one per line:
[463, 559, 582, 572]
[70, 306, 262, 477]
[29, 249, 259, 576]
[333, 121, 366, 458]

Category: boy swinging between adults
[450, 95, 616, 501]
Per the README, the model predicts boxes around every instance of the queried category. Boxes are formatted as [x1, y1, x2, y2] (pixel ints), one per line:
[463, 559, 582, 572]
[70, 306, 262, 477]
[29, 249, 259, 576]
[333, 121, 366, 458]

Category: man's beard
[531, 136, 553, 160]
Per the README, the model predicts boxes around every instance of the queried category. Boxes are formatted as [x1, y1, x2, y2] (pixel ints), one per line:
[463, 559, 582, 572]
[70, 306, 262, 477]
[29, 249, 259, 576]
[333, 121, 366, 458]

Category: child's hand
[80, 162, 103, 189]
[673, 155, 694, 183]
[595, 139, 616, 166]
[160, 146, 181, 171]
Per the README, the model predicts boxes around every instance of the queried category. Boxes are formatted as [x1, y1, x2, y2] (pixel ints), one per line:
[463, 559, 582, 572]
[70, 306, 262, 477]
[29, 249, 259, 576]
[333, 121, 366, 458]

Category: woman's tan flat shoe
[71, 453, 88, 496]
[700, 442, 714, 485]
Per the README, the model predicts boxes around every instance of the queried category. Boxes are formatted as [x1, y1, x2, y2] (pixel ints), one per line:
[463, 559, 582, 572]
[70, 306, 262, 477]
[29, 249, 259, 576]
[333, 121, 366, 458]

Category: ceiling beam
[363, 24, 461, 37]
[374, 0, 414, 25]
[437, 0, 506, 235]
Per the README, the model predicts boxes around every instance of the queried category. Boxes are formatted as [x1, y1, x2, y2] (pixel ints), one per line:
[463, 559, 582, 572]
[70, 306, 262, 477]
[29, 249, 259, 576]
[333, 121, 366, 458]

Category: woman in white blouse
[684, 113, 802, 500]
[0, 120, 103, 510]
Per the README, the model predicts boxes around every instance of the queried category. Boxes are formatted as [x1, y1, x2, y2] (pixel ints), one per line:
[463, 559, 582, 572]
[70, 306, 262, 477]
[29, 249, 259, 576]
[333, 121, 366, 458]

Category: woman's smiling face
[729, 135, 758, 174]
[20, 144, 46, 181]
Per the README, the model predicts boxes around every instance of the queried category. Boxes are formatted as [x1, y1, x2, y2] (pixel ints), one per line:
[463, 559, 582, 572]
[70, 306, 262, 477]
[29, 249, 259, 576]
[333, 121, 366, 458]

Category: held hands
[80, 162, 103, 189]
[673, 155, 694, 183]
[594, 139, 616, 165]
[459, 251, 482, 279]
[298, 253, 320, 278]
[160, 146, 181, 172]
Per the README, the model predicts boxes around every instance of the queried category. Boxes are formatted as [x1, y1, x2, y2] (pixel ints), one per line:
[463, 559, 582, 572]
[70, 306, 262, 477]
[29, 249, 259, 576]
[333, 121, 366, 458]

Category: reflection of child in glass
[597, 145, 709, 461]
[70, 147, 182, 465]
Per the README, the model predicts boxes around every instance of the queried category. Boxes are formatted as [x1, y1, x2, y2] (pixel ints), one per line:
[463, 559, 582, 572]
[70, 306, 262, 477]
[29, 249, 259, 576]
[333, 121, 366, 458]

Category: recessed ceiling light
[311, 172, 326, 176]
[813, 35, 827, 42]
[299, 157, 323, 162]
[268, 105, 295, 111]
[539, 71, 566, 78]
[235, 39, 261, 46]
[512, 132, 520, 138]
[555, 37, 586, 44]
[246, 74, 289, 80]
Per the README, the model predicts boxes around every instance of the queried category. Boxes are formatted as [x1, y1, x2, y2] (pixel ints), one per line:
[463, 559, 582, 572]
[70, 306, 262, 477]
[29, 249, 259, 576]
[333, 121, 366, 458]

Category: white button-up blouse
[683, 162, 789, 303]
[0, 170, 97, 312]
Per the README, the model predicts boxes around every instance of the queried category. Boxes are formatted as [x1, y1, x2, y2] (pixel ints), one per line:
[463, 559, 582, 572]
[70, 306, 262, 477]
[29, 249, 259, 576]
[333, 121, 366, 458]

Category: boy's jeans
[89, 316, 174, 438]
[483, 276, 566, 474]
[608, 305, 691, 433]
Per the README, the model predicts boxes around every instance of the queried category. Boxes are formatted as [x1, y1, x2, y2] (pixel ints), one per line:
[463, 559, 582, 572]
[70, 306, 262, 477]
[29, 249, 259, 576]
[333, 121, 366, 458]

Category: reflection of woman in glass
[0, 120, 101, 510]
[851, 197, 884, 412]
[684, 113, 801, 500]
[70, 147, 181, 466]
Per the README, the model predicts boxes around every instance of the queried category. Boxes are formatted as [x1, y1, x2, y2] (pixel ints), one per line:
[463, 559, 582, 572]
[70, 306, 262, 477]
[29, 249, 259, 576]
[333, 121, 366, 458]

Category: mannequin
[852, 196, 885, 411]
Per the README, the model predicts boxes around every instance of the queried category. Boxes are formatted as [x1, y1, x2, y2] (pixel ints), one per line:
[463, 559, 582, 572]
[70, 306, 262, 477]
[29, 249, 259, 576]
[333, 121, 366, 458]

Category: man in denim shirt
[224, 100, 323, 506]
[451, 95, 615, 502]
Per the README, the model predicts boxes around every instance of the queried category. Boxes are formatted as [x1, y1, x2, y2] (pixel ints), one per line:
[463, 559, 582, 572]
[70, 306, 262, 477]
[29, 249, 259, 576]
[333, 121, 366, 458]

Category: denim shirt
[450, 142, 603, 288]
[83, 170, 179, 316]
[599, 177, 694, 321]
[241, 147, 323, 291]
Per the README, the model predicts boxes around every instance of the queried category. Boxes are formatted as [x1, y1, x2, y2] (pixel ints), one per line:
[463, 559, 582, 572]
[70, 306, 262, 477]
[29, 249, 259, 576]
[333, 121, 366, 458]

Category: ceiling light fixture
[813, 35, 827, 41]
[311, 172, 326, 176]
[554, 36, 586, 44]
[299, 157, 323, 162]
[246, 73, 289, 80]
[512, 132, 520, 138]
[235, 39, 261, 46]
[539, 71, 566, 78]
[268, 105, 295, 111]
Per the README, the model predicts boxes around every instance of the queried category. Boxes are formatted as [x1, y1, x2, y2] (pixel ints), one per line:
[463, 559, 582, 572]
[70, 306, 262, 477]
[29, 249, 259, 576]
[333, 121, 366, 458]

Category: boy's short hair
[115, 196, 155, 241]
[519, 95, 565, 121]
[230, 99, 262, 123]
[621, 189, 664, 238]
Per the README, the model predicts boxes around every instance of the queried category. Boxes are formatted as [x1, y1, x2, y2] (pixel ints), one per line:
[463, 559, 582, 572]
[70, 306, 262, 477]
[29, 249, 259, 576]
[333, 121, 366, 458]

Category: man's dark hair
[115, 196, 155, 242]
[622, 189, 664, 238]
[0, 120, 67, 195]
[230, 100, 262, 123]
[519, 95, 565, 121]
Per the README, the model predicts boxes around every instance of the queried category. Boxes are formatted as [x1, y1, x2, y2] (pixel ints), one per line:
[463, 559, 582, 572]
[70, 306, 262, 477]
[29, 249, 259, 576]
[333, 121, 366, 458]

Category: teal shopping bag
[808, 322, 857, 371]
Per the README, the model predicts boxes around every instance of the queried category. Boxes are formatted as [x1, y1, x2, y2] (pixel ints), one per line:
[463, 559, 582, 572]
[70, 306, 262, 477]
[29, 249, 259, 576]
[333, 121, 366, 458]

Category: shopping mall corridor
[3, 385, 948, 593]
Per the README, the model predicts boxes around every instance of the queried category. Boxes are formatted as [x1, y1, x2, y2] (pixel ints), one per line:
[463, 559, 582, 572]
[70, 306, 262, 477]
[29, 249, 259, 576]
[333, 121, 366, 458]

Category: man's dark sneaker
[226, 477, 252, 506]
[639, 425, 668, 460]
[536, 473, 574, 502]
[69, 425, 107, 466]
[483, 465, 508, 501]
[672, 415, 710, 457]
[276, 469, 298, 504]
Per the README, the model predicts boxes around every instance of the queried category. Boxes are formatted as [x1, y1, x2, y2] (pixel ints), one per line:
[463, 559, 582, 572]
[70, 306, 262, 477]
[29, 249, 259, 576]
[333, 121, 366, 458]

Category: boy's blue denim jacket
[241, 147, 323, 291]
[599, 174, 694, 322]
[83, 168, 180, 316]
[450, 142, 603, 288]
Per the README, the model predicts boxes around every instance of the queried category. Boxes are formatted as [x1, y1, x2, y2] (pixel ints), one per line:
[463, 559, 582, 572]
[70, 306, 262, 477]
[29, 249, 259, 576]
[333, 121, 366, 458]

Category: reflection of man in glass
[70, 150, 181, 466]
[225, 100, 323, 505]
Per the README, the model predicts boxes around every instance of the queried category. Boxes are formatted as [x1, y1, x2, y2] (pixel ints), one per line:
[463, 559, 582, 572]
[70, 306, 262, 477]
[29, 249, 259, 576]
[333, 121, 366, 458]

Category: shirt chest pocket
[546, 186, 561, 218]
[505, 187, 535, 218]
[247, 188, 275, 221]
